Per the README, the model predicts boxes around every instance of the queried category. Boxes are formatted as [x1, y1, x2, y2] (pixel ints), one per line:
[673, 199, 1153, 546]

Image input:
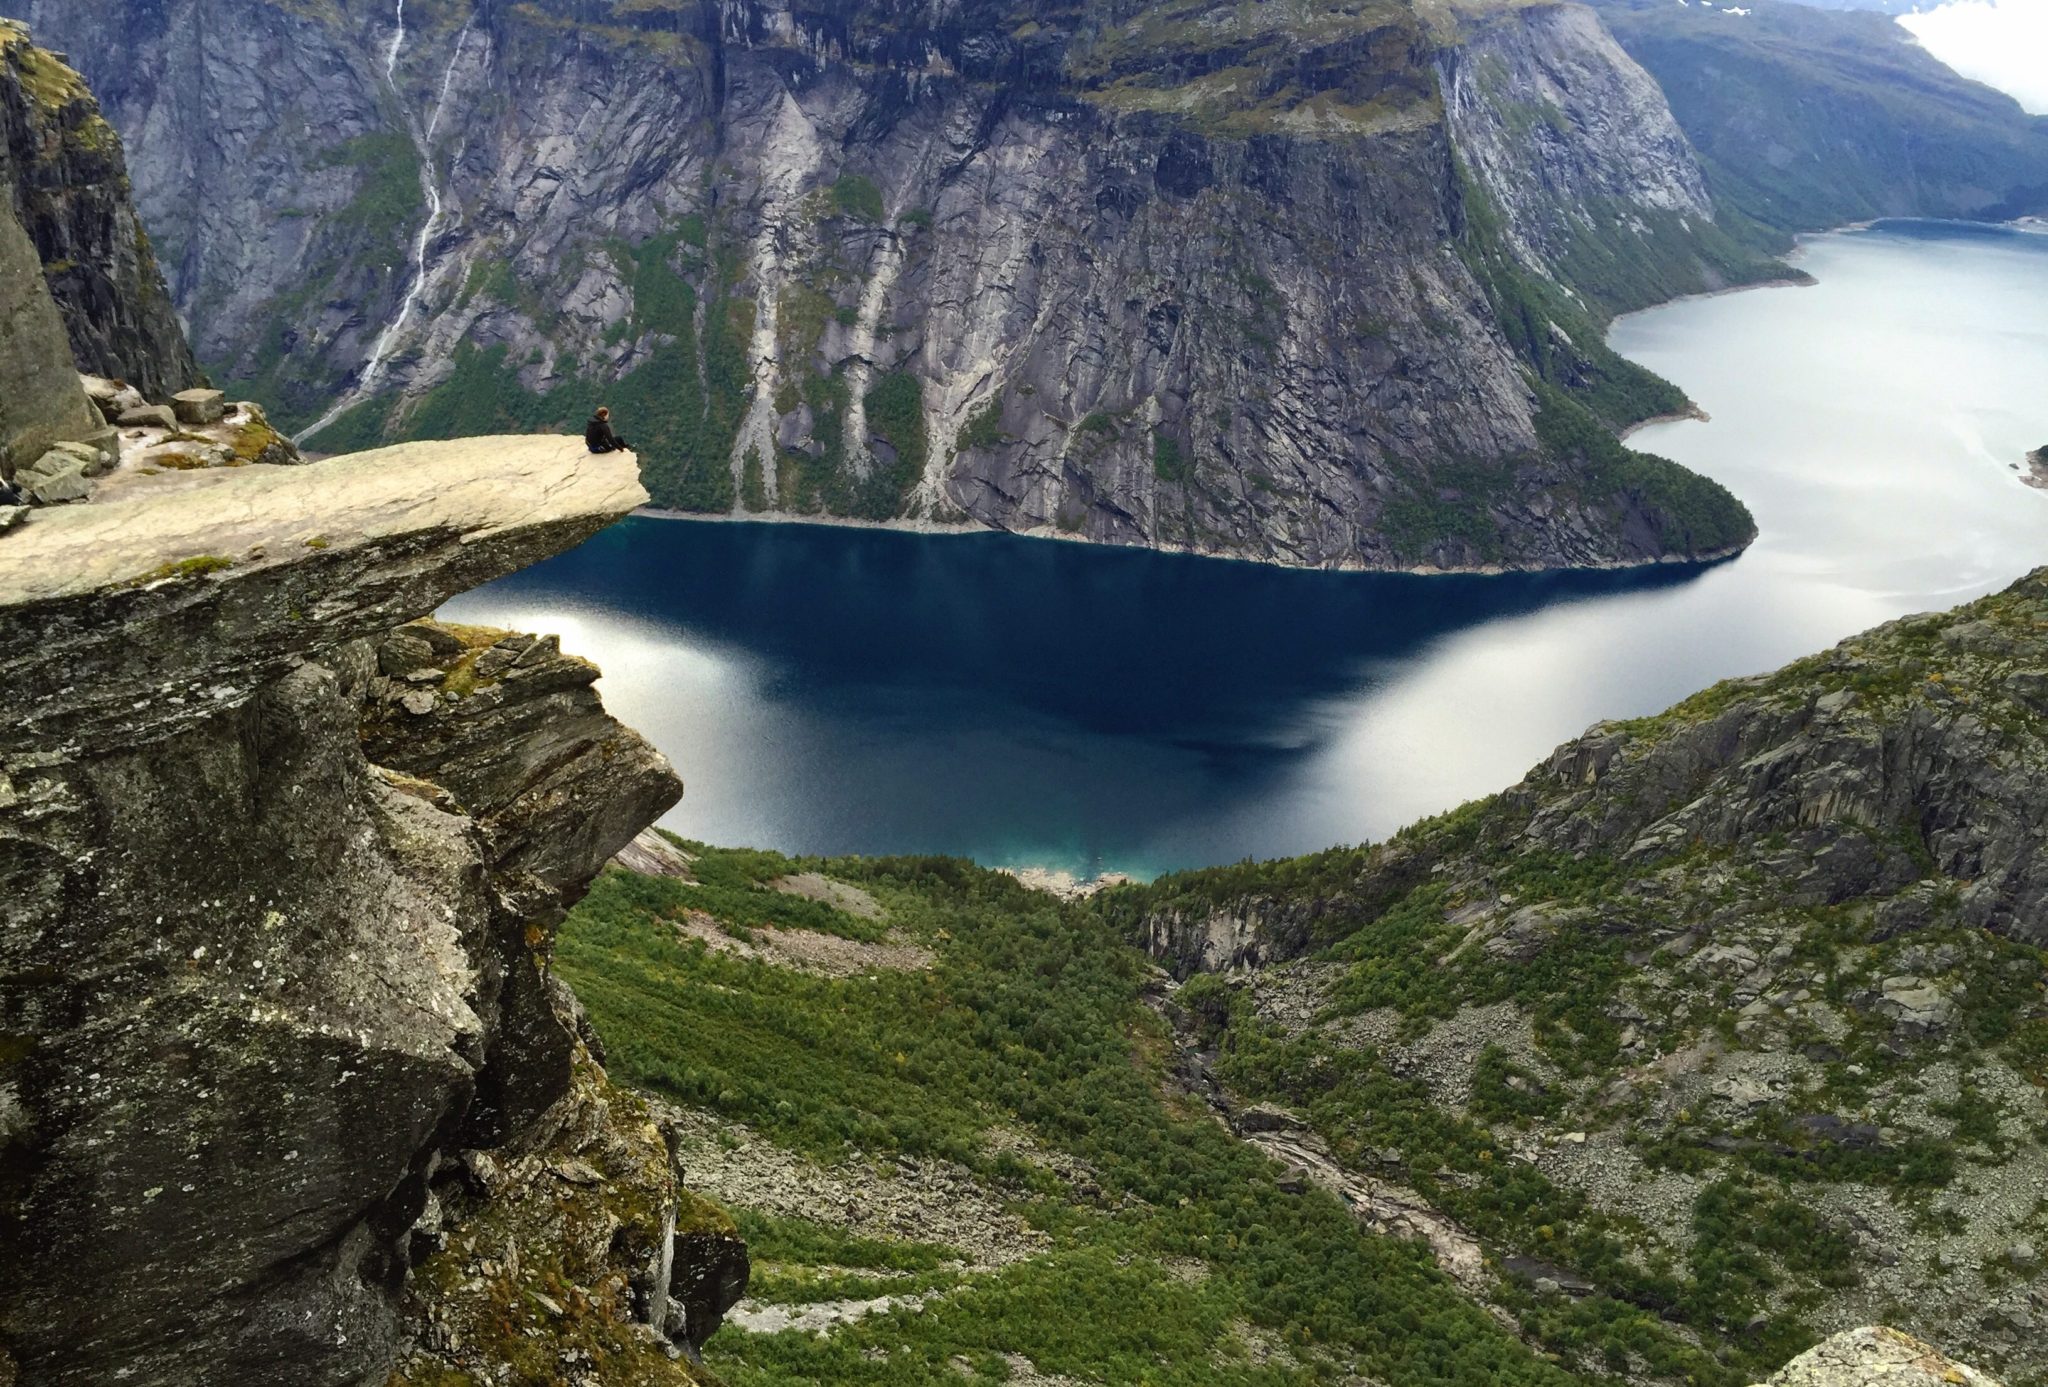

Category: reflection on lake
[444, 221, 2048, 879]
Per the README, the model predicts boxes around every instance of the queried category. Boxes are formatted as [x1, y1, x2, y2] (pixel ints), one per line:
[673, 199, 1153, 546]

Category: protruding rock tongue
[0, 435, 646, 758]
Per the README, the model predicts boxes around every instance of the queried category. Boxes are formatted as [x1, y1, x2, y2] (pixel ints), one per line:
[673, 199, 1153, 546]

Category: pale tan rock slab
[0, 435, 643, 756]
[1753, 1327, 2002, 1387]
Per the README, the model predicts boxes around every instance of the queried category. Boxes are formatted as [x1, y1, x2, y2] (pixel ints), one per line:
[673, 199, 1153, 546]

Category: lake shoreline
[1620, 403, 1712, 441]
[628, 231, 1886, 579]
[632, 507, 1750, 580]
[444, 218, 2048, 882]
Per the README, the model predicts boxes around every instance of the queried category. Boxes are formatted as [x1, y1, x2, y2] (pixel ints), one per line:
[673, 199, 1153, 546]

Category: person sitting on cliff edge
[585, 405, 631, 455]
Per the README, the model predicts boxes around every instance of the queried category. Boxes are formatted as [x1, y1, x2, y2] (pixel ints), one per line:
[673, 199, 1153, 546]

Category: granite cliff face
[0, 21, 198, 398]
[0, 439, 745, 1386]
[0, 188, 103, 478]
[1107, 571, 2048, 1380]
[0, 38, 744, 1377]
[4, 0, 1767, 571]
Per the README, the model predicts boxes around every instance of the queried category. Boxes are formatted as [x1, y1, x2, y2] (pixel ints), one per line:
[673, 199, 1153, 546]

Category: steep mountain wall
[1442, 2, 1773, 313]
[0, 21, 199, 397]
[3, 0, 1763, 572]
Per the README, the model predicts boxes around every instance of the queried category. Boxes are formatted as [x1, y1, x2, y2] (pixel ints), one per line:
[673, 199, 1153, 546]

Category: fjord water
[444, 220, 2048, 880]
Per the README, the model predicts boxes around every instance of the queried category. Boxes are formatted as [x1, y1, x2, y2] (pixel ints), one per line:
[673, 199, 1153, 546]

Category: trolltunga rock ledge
[0, 435, 643, 756]
[0, 434, 708, 1386]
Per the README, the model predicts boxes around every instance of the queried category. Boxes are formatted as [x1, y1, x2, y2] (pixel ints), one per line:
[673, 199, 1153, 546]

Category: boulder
[1235, 1103, 1310, 1135]
[46, 437, 115, 476]
[613, 825, 697, 879]
[116, 402, 177, 429]
[82, 375, 147, 422]
[78, 373, 124, 410]
[0, 503, 24, 531]
[1750, 1326, 2001, 1386]
[18, 450, 91, 504]
[171, 387, 226, 425]
[1871, 975, 1956, 1034]
[374, 628, 436, 676]
[225, 402, 303, 466]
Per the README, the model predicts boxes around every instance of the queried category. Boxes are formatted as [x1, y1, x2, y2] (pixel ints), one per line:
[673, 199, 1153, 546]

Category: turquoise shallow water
[443, 220, 2048, 879]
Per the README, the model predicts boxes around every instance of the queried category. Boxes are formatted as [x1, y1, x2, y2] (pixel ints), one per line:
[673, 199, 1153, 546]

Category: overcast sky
[1899, 0, 2048, 114]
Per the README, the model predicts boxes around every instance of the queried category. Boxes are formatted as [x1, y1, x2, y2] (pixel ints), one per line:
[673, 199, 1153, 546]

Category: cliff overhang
[0, 439, 733, 1387]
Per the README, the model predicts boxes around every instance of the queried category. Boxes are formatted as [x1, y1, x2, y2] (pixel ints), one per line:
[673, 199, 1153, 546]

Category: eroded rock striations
[7, 0, 1771, 571]
[0, 440, 742, 1386]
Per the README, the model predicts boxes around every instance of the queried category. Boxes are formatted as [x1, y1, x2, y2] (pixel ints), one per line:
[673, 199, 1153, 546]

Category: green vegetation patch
[129, 554, 235, 586]
[831, 174, 886, 224]
[562, 849, 1592, 1387]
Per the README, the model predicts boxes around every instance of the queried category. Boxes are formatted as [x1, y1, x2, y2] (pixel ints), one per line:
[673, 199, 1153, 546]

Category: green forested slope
[1596, 0, 2048, 238]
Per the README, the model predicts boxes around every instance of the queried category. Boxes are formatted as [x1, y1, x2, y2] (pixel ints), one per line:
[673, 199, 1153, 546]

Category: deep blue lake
[444, 220, 2048, 880]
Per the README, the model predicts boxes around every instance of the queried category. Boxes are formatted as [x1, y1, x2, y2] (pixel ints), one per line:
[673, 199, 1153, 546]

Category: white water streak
[298, 14, 473, 445]
[384, 0, 405, 80]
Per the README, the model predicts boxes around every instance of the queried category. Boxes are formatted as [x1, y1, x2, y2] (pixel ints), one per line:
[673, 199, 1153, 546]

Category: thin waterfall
[384, 0, 405, 79]
[297, 12, 473, 445]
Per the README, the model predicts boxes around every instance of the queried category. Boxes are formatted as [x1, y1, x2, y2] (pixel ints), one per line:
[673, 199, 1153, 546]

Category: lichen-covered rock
[170, 385, 224, 424]
[114, 400, 172, 428]
[0, 439, 736, 1387]
[115, 394, 301, 473]
[0, 20, 201, 398]
[41, 437, 111, 475]
[1752, 1327, 2003, 1387]
[13, 447, 89, 503]
[389, 1030, 743, 1387]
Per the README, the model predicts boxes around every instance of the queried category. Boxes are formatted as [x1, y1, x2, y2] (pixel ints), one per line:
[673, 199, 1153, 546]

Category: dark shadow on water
[483, 515, 1720, 743]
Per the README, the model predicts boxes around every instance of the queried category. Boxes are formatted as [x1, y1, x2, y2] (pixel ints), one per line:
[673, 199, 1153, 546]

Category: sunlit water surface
[444, 221, 2048, 879]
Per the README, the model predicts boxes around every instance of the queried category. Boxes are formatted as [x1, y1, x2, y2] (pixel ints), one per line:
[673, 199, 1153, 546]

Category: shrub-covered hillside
[558, 571, 2048, 1386]
[1105, 567, 2048, 1385]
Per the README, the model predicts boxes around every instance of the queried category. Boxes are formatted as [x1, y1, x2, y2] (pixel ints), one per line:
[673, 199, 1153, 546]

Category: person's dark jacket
[585, 414, 628, 454]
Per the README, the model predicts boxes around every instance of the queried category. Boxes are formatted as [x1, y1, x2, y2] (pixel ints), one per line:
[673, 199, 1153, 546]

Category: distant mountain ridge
[7, 0, 2045, 573]
[4, 0, 1777, 573]
[1593, 0, 2048, 237]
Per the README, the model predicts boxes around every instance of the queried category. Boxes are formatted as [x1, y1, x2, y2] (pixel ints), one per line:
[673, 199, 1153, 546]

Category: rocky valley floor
[561, 719, 2048, 1387]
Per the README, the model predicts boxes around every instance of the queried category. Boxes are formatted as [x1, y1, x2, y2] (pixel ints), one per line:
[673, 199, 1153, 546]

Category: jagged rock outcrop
[0, 440, 741, 1386]
[1753, 1327, 2003, 1387]
[1109, 570, 2048, 1376]
[0, 22, 199, 397]
[6, 0, 1764, 571]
